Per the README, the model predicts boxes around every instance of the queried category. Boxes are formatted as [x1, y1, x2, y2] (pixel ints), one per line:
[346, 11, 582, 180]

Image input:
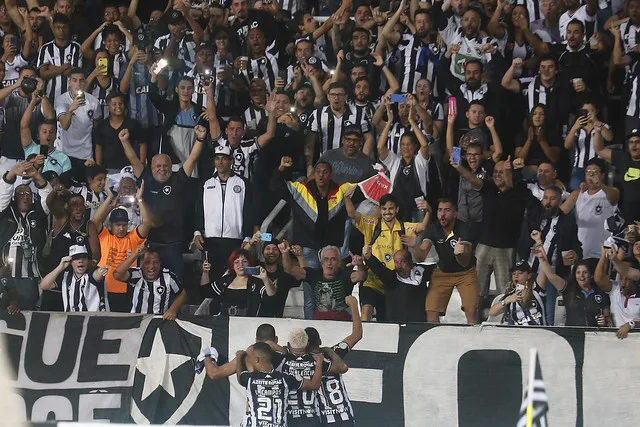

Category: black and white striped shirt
[61, 270, 106, 312]
[386, 122, 425, 154]
[396, 33, 442, 93]
[519, 76, 553, 113]
[153, 31, 197, 70]
[628, 62, 640, 117]
[36, 40, 83, 103]
[88, 77, 119, 119]
[243, 105, 266, 131]
[248, 54, 279, 92]
[308, 105, 371, 153]
[622, 21, 640, 54]
[3, 209, 39, 279]
[348, 100, 376, 129]
[127, 267, 181, 314]
[516, 0, 542, 22]
[186, 67, 208, 110]
[214, 137, 261, 179]
[570, 125, 607, 168]
[318, 341, 355, 424]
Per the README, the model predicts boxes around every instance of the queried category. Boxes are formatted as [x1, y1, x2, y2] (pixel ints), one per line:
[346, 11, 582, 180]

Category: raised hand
[346, 251, 364, 268]
[136, 180, 145, 201]
[291, 245, 303, 257]
[530, 230, 541, 243]
[278, 240, 291, 254]
[279, 156, 293, 170]
[119, 128, 130, 143]
[59, 255, 72, 269]
[362, 245, 372, 259]
[453, 238, 465, 256]
[485, 116, 495, 129]
[512, 57, 523, 69]
[194, 124, 207, 140]
[512, 158, 525, 170]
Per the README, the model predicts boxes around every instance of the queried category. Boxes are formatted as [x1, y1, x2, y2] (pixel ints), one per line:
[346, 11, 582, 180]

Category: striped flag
[517, 349, 549, 427]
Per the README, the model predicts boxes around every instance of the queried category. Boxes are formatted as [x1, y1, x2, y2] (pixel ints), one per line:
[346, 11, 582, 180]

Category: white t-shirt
[527, 182, 570, 201]
[2, 54, 28, 86]
[610, 282, 640, 327]
[54, 91, 102, 160]
[574, 189, 616, 259]
[380, 150, 429, 196]
[559, 5, 596, 44]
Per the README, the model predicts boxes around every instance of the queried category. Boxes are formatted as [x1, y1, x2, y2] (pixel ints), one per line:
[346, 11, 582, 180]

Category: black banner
[0, 312, 637, 426]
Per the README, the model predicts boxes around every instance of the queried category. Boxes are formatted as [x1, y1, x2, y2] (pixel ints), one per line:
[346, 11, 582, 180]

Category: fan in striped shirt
[36, 14, 83, 103]
[113, 243, 188, 320]
[39, 245, 108, 312]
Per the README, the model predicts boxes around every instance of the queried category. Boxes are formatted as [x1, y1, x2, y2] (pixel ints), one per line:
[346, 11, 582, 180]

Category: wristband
[501, 300, 506, 307]
[196, 137, 207, 142]
[630, 320, 635, 329]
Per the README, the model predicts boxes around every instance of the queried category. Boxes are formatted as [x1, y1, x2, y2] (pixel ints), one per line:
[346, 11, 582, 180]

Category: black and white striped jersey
[386, 122, 425, 155]
[248, 54, 279, 92]
[348, 100, 376, 129]
[238, 370, 303, 427]
[570, 125, 608, 168]
[308, 105, 372, 153]
[516, 0, 542, 22]
[3, 209, 40, 279]
[519, 76, 554, 113]
[88, 77, 119, 119]
[153, 31, 197, 70]
[276, 352, 324, 422]
[127, 267, 181, 314]
[621, 21, 640, 54]
[213, 137, 261, 179]
[396, 33, 442, 93]
[61, 270, 106, 312]
[69, 185, 107, 221]
[443, 28, 500, 81]
[318, 341, 355, 424]
[186, 67, 208, 110]
[243, 105, 267, 131]
[36, 40, 83, 103]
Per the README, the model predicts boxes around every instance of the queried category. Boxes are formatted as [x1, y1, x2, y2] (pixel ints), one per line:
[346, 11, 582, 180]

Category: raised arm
[206, 81, 222, 139]
[501, 58, 523, 93]
[40, 256, 71, 290]
[20, 96, 39, 148]
[560, 188, 580, 214]
[183, 125, 206, 177]
[594, 247, 613, 292]
[113, 243, 146, 282]
[381, 0, 405, 46]
[450, 157, 483, 190]
[322, 346, 349, 374]
[91, 186, 117, 232]
[118, 128, 144, 177]
[531, 233, 566, 291]
[377, 101, 393, 161]
[257, 93, 277, 148]
[278, 241, 307, 281]
[593, 124, 613, 163]
[408, 104, 430, 160]
[342, 295, 363, 348]
[608, 248, 640, 280]
[486, 116, 502, 162]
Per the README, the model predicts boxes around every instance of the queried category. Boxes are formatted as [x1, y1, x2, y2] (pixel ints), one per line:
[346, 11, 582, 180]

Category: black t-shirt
[94, 117, 145, 170]
[138, 167, 189, 245]
[479, 182, 530, 248]
[2, 93, 45, 159]
[260, 265, 300, 317]
[423, 220, 476, 273]
[515, 129, 562, 166]
[303, 267, 353, 317]
[564, 286, 611, 327]
[611, 150, 640, 223]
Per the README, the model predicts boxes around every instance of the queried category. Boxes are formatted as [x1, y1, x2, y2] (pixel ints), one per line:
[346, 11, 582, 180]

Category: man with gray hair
[280, 242, 365, 320]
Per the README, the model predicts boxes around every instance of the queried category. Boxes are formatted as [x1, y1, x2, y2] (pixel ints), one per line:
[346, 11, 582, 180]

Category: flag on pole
[517, 348, 549, 427]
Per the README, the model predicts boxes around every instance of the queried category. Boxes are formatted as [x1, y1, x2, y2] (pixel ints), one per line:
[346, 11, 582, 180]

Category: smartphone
[515, 283, 525, 292]
[578, 109, 589, 119]
[452, 146, 462, 165]
[243, 266, 261, 275]
[390, 94, 406, 103]
[39, 144, 48, 157]
[119, 195, 135, 204]
[97, 57, 109, 76]
[155, 58, 169, 73]
[201, 69, 213, 85]
[76, 90, 85, 101]
[260, 232, 272, 242]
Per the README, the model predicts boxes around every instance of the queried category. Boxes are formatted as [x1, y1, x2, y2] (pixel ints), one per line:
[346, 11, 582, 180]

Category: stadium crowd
[0, 0, 638, 338]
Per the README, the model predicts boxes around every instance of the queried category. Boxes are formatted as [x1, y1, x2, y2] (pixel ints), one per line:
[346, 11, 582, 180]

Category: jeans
[569, 167, 585, 192]
[545, 281, 557, 325]
[302, 247, 321, 320]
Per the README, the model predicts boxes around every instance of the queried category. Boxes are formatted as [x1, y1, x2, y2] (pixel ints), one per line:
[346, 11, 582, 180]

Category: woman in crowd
[564, 102, 613, 190]
[532, 231, 613, 327]
[488, 257, 548, 325]
[86, 49, 119, 119]
[515, 104, 562, 178]
[201, 249, 276, 316]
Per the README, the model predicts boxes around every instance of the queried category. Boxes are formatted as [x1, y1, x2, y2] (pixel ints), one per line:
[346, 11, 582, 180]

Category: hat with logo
[627, 128, 640, 140]
[214, 145, 232, 157]
[307, 56, 322, 70]
[510, 259, 532, 273]
[109, 208, 129, 224]
[168, 10, 185, 25]
[42, 170, 59, 182]
[69, 245, 89, 260]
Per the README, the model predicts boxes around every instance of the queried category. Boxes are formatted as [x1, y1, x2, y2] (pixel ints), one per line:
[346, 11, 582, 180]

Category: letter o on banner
[403, 326, 577, 426]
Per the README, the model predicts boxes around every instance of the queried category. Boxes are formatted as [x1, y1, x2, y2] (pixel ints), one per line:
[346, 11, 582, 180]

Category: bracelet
[630, 320, 635, 329]
[196, 137, 207, 142]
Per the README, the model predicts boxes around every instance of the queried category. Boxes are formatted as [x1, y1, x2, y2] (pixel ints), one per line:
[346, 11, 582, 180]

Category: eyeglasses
[466, 153, 481, 157]
[15, 191, 31, 197]
[328, 93, 346, 98]
[585, 169, 601, 176]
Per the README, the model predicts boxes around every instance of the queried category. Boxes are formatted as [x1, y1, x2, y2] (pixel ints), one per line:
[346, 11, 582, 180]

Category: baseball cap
[343, 124, 363, 138]
[42, 170, 59, 182]
[69, 245, 89, 260]
[195, 42, 214, 53]
[168, 10, 185, 25]
[627, 128, 640, 140]
[510, 259, 532, 273]
[307, 56, 322, 70]
[109, 208, 129, 224]
[214, 145, 232, 157]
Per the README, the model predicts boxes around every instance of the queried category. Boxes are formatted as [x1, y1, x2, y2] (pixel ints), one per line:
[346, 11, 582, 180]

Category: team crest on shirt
[251, 21, 259, 29]
[191, 114, 198, 121]
[66, 54, 72, 62]
[595, 205, 602, 215]
[344, 121, 352, 127]
[88, 110, 94, 119]
[76, 236, 84, 243]
[595, 295, 602, 303]
[163, 186, 172, 195]
[131, 319, 212, 424]
[299, 114, 308, 123]
[29, 219, 36, 228]
[390, 56, 399, 63]
[156, 285, 166, 295]
[179, 48, 185, 55]
[450, 239, 458, 249]
[384, 253, 392, 262]
[233, 185, 242, 193]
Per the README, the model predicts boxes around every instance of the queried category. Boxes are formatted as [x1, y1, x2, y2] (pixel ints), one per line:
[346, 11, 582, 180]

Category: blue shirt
[24, 143, 72, 175]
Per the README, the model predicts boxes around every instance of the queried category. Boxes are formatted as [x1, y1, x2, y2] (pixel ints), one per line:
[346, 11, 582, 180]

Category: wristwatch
[629, 320, 635, 329]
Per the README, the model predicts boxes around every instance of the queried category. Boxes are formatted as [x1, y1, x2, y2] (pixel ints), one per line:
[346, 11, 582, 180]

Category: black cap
[627, 128, 640, 140]
[168, 10, 185, 25]
[42, 170, 59, 182]
[307, 56, 322, 70]
[343, 124, 363, 138]
[109, 208, 129, 224]
[195, 42, 214, 53]
[510, 259, 532, 273]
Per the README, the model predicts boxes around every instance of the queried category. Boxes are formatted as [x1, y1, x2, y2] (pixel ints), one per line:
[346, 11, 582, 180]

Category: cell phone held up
[39, 144, 48, 158]
[243, 266, 261, 275]
[452, 146, 462, 165]
[97, 57, 109, 76]
[390, 94, 406, 103]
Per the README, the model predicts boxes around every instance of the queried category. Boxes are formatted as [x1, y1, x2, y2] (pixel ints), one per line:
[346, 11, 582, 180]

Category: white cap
[69, 245, 89, 260]
[214, 145, 232, 157]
